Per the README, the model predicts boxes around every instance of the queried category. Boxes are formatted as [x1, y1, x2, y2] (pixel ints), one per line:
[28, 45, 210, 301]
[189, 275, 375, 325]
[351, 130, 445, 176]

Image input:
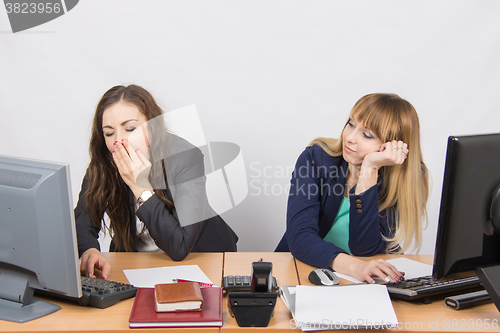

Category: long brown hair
[84, 84, 174, 251]
[310, 93, 429, 253]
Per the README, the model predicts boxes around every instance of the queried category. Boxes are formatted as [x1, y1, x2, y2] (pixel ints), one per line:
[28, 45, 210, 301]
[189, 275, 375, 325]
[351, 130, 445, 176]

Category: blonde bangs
[350, 99, 403, 143]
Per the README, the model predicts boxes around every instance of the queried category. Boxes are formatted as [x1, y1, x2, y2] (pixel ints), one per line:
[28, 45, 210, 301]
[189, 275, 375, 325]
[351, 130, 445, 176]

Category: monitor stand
[0, 298, 61, 323]
[477, 264, 500, 312]
[0, 268, 61, 323]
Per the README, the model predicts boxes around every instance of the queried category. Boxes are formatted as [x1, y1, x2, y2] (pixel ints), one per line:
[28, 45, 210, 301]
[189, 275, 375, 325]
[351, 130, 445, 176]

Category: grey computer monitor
[433, 133, 500, 280]
[0, 155, 81, 323]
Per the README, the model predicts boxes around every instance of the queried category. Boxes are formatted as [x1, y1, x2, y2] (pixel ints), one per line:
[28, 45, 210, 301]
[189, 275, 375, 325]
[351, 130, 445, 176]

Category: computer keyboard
[77, 276, 138, 308]
[38, 276, 138, 308]
[385, 275, 482, 301]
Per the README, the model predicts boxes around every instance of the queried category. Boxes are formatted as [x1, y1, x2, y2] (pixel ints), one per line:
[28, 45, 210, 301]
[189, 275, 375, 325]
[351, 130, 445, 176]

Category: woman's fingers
[120, 140, 149, 167]
[383, 140, 409, 166]
[129, 142, 153, 189]
[115, 140, 132, 162]
[112, 142, 130, 175]
[112, 140, 151, 189]
[80, 248, 111, 280]
[379, 141, 391, 152]
[114, 140, 143, 171]
[397, 141, 409, 162]
[360, 259, 404, 284]
[134, 146, 150, 166]
[374, 259, 402, 282]
[112, 141, 136, 187]
[127, 141, 151, 172]
[127, 141, 141, 164]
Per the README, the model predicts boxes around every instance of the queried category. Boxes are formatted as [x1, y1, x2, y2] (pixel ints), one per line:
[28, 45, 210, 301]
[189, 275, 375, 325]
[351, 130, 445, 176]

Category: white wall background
[1, 0, 500, 255]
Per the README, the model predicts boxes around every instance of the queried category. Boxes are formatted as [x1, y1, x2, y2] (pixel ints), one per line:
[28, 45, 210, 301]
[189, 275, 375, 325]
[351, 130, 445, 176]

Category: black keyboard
[78, 276, 138, 308]
[385, 275, 481, 301]
[38, 276, 138, 308]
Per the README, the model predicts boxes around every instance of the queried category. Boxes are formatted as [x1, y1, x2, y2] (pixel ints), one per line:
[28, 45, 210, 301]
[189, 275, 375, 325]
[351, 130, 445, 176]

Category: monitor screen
[0, 155, 81, 323]
[433, 133, 500, 280]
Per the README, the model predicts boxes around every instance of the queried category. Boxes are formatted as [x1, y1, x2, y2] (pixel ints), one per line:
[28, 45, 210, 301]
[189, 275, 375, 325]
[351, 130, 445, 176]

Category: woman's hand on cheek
[111, 140, 130, 183]
[363, 140, 408, 169]
[128, 141, 152, 190]
[112, 140, 152, 191]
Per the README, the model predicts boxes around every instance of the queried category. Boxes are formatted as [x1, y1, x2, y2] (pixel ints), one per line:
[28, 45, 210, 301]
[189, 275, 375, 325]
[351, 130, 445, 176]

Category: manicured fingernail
[384, 276, 391, 282]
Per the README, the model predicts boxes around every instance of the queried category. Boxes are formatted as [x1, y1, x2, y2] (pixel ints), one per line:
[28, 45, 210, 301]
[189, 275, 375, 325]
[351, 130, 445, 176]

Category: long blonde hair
[311, 93, 429, 254]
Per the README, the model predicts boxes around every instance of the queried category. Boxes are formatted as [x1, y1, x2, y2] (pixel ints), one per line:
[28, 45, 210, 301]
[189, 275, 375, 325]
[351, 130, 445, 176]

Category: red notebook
[129, 287, 223, 328]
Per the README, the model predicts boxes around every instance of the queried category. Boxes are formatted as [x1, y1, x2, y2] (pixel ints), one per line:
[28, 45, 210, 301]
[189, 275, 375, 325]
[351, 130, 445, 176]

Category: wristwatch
[137, 190, 154, 205]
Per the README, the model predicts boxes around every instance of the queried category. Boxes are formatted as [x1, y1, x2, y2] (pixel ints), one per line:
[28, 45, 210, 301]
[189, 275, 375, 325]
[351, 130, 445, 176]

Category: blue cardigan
[275, 144, 396, 268]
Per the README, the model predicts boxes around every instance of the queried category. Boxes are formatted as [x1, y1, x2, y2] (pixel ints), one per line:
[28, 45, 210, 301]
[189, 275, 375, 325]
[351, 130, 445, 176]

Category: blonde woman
[276, 93, 429, 284]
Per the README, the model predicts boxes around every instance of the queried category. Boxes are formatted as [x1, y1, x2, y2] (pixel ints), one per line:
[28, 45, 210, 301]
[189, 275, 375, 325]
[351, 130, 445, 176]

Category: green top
[323, 196, 351, 254]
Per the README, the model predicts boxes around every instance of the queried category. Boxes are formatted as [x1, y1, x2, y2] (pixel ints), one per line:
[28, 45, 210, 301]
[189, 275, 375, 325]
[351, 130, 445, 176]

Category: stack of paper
[123, 265, 214, 287]
[281, 284, 398, 331]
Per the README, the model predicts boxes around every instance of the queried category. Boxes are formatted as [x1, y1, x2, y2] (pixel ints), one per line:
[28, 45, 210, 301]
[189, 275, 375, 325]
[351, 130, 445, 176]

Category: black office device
[432, 134, 500, 278]
[223, 275, 278, 292]
[227, 260, 278, 327]
[477, 265, 500, 312]
[445, 290, 491, 310]
[386, 275, 481, 301]
[386, 134, 500, 302]
[308, 268, 340, 286]
[251, 261, 273, 292]
[38, 276, 138, 308]
[78, 276, 137, 308]
[227, 292, 278, 327]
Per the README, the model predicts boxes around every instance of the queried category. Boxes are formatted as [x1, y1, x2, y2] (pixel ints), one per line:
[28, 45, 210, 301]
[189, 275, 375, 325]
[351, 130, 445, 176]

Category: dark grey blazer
[74, 136, 238, 260]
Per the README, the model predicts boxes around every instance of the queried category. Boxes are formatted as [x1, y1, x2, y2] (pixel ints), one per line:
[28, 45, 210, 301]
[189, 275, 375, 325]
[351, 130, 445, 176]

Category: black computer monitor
[0, 155, 81, 323]
[432, 133, 500, 280]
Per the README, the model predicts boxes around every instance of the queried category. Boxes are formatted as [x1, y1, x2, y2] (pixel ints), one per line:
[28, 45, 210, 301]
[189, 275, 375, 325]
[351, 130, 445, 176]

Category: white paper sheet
[123, 265, 214, 288]
[294, 284, 398, 331]
[334, 257, 433, 283]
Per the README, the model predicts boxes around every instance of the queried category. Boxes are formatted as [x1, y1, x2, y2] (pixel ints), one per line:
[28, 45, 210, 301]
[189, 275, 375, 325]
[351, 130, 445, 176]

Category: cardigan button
[356, 203, 362, 209]
[356, 199, 361, 204]
[357, 209, 363, 214]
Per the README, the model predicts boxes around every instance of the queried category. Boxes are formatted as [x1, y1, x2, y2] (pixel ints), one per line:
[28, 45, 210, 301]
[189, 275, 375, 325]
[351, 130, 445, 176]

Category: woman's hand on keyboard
[80, 248, 111, 280]
[353, 258, 404, 284]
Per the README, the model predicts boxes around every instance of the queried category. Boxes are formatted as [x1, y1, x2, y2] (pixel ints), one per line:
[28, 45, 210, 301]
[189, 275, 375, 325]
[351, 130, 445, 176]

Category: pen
[174, 278, 215, 288]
